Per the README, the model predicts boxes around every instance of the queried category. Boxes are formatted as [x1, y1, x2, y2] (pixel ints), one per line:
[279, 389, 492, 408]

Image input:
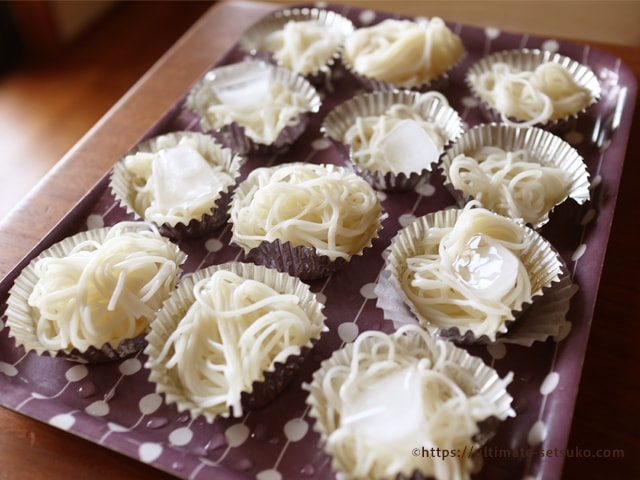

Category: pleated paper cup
[439, 123, 590, 229]
[229, 162, 386, 281]
[110, 131, 244, 239]
[465, 48, 600, 130]
[322, 89, 464, 191]
[5, 222, 187, 363]
[305, 325, 515, 480]
[239, 7, 355, 85]
[185, 59, 322, 155]
[144, 261, 327, 422]
[382, 207, 568, 344]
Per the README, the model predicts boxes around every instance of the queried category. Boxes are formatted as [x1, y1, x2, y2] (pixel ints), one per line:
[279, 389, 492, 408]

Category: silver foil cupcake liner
[5, 222, 187, 362]
[305, 325, 515, 480]
[144, 261, 328, 422]
[229, 162, 386, 281]
[110, 131, 244, 239]
[185, 59, 322, 155]
[382, 207, 567, 345]
[238, 7, 355, 86]
[465, 48, 601, 130]
[376, 261, 576, 347]
[322, 89, 464, 191]
[244, 238, 348, 281]
[439, 122, 590, 229]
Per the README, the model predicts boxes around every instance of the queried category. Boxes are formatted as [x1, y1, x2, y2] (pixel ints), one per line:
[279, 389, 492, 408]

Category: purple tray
[0, 4, 637, 479]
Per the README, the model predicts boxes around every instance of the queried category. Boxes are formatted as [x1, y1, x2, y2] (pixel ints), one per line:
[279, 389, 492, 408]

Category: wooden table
[0, 1, 638, 478]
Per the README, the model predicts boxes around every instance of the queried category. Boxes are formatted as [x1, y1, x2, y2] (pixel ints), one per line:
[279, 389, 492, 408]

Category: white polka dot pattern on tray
[337, 322, 359, 343]
[86, 213, 105, 229]
[358, 9, 377, 25]
[50, 412, 76, 430]
[283, 418, 309, 442]
[486, 342, 507, 360]
[139, 442, 164, 463]
[540, 372, 560, 395]
[0, 5, 631, 480]
[359, 282, 377, 299]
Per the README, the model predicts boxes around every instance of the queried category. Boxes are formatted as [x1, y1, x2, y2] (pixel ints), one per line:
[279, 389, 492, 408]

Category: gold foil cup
[5, 222, 187, 362]
[382, 207, 567, 344]
[322, 89, 464, 191]
[465, 48, 600, 130]
[229, 162, 385, 281]
[110, 131, 244, 239]
[144, 261, 327, 422]
[305, 325, 515, 480]
[439, 123, 590, 229]
[185, 59, 322, 155]
[239, 7, 355, 85]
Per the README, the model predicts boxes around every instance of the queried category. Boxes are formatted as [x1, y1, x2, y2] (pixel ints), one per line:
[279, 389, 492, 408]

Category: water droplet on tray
[76, 380, 99, 398]
[251, 424, 267, 440]
[176, 412, 190, 423]
[300, 464, 316, 476]
[146, 416, 169, 429]
[205, 433, 227, 452]
[232, 458, 253, 471]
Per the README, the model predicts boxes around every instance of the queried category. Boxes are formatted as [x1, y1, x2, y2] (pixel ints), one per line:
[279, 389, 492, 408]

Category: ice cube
[380, 119, 441, 173]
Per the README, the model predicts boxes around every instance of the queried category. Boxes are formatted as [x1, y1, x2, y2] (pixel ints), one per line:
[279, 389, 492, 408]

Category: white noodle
[399, 207, 532, 339]
[262, 20, 345, 75]
[230, 163, 382, 260]
[150, 269, 317, 417]
[468, 61, 591, 126]
[204, 81, 311, 144]
[343, 96, 447, 173]
[316, 326, 512, 480]
[343, 18, 464, 87]
[448, 146, 571, 225]
[28, 222, 184, 352]
[123, 134, 236, 226]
